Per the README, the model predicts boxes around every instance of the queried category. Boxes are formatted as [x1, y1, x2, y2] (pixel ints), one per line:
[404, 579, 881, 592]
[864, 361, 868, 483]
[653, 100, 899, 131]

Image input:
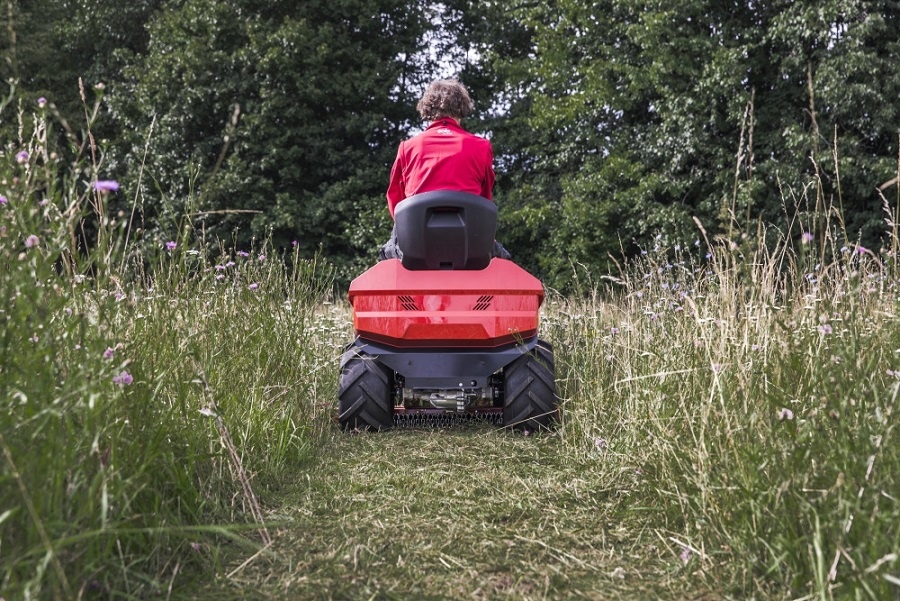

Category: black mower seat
[394, 190, 498, 271]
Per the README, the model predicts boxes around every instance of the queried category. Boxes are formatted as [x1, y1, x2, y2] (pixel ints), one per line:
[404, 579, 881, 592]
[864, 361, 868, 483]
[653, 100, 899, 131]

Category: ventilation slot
[473, 295, 494, 311]
[398, 295, 419, 311]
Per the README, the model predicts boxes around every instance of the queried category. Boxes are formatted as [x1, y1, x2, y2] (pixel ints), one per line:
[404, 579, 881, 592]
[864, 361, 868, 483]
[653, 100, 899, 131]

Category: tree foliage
[477, 0, 900, 287]
[3, 0, 898, 289]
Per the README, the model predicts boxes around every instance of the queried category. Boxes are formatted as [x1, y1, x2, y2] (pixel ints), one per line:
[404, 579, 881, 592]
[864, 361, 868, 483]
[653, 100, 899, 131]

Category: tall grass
[549, 209, 899, 597]
[3, 86, 898, 600]
[0, 89, 342, 598]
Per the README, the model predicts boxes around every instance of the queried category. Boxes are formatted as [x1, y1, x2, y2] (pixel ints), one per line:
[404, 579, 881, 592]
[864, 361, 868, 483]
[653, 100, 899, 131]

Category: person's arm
[386, 144, 406, 218]
[482, 143, 496, 200]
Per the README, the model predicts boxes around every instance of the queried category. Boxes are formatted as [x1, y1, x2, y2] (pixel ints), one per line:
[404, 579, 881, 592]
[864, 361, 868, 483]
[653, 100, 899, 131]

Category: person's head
[416, 79, 474, 122]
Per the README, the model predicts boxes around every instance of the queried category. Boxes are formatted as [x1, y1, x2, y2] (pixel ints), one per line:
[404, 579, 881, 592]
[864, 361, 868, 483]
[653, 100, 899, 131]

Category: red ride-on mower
[338, 191, 558, 431]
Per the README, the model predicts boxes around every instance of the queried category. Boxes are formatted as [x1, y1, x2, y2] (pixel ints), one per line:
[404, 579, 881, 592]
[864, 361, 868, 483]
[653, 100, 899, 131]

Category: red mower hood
[348, 258, 544, 348]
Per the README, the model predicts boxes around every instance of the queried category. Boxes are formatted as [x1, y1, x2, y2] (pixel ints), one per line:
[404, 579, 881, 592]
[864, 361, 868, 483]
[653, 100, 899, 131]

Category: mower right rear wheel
[338, 354, 393, 431]
[502, 341, 558, 431]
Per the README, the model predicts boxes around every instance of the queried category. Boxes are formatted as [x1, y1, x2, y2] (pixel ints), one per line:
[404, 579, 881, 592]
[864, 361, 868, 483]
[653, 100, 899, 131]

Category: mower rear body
[338, 191, 558, 430]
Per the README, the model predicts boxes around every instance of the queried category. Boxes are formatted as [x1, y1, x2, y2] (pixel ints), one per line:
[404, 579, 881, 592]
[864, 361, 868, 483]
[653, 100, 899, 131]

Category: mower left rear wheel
[338, 354, 393, 431]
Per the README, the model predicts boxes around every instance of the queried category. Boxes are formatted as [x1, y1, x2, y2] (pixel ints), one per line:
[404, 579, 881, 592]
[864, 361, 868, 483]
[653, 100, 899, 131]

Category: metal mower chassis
[338, 337, 558, 431]
[345, 337, 538, 389]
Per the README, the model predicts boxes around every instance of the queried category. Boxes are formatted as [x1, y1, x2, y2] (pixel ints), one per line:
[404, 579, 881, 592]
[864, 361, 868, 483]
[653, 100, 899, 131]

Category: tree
[477, 0, 900, 290]
[111, 0, 436, 280]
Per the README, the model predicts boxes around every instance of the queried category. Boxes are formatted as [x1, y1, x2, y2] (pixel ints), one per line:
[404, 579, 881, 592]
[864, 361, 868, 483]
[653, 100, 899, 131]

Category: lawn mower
[338, 190, 558, 430]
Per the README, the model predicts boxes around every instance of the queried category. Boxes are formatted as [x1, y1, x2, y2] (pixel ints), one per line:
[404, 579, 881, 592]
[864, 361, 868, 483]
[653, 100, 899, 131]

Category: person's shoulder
[468, 131, 493, 148]
[459, 128, 489, 141]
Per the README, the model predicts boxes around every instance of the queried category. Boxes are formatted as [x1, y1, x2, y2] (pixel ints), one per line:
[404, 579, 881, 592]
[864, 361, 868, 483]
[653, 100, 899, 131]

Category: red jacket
[386, 118, 495, 217]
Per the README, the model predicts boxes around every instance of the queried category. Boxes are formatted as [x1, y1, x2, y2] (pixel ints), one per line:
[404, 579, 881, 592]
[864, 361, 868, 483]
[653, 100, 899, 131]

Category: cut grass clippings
[193, 425, 717, 601]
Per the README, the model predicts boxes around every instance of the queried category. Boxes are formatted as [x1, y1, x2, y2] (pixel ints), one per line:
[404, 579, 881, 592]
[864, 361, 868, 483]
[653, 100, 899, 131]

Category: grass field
[2, 93, 899, 600]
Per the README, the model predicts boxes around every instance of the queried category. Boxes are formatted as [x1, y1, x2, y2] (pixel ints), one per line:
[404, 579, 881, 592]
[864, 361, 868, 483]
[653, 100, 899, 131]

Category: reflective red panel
[349, 259, 544, 347]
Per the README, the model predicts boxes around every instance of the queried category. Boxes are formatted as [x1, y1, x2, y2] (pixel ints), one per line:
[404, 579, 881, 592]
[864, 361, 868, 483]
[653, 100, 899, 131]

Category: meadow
[1, 94, 898, 600]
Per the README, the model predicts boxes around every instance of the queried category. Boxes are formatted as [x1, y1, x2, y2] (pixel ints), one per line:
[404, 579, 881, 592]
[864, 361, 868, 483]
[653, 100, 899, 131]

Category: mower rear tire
[338, 354, 393, 431]
[502, 341, 558, 431]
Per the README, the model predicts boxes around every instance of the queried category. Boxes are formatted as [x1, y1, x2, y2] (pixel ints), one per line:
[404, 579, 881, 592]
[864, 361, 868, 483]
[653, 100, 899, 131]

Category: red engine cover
[348, 259, 544, 348]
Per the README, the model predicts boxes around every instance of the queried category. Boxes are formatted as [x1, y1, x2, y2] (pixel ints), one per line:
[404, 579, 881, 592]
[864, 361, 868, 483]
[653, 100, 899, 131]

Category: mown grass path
[201, 424, 717, 600]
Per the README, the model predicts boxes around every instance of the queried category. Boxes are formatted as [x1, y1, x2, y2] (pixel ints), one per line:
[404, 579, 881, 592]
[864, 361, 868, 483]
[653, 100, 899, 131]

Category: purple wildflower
[248, 282, 259, 290]
[855, 245, 868, 255]
[291, 240, 298, 246]
[0, 195, 7, 205]
[25, 234, 40, 248]
[225, 261, 235, 268]
[103, 347, 115, 360]
[93, 180, 120, 193]
[237, 251, 249, 257]
[817, 324, 833, 335]
[801, 232, 814, 244]
[680, 548, 693, 564]
[38, 97, 47, 108]
[778, 407, 794, 421]
[16, 151, 29, 164]
[215, 264, 226, 270]
[258, 254, 265, 261]
[611, 327, 619, 334]
[165, 241, 177, 251]
[215, 274, 225, 280]
[112, 371, 133, 386]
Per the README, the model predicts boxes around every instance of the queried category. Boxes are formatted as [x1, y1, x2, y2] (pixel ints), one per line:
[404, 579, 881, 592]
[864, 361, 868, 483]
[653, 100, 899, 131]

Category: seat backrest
[394, 190, 497, 270]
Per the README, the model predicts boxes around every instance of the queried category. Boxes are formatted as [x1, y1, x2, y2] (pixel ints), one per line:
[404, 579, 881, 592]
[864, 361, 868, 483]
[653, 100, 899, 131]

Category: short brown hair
[416, 79, 474, 121]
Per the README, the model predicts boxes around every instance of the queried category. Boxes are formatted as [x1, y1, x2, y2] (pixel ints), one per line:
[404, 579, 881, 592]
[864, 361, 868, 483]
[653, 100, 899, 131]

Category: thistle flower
[112, 371, 133, 386]
[38, 97, 47, 108]
[0, 195, 7, 205]
[165, 241, 177, 251]
[16, 151, 29, 164]
[249, 282, 259, 290]
[801, 232, 814, 244]
[25, 234, 40, 248]
[94, 180, 120, 193]
[103, 347, 115, 360]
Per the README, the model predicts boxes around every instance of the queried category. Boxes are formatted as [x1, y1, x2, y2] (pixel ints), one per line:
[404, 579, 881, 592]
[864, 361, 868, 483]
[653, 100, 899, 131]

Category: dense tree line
[3, 0, 898, 288]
